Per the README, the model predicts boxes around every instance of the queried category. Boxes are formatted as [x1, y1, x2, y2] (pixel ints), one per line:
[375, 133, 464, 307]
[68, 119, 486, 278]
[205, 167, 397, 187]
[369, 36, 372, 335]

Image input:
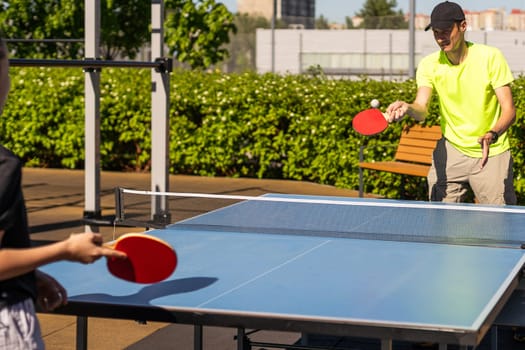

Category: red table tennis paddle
[352, 108, 389, 135]
[106, 233, 177, 284]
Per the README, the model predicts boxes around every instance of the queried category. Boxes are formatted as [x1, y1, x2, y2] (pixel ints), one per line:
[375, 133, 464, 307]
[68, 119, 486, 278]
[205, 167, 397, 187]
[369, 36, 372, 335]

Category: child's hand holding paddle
[63, 232, 127, 264]
[63, 232, 177, 283]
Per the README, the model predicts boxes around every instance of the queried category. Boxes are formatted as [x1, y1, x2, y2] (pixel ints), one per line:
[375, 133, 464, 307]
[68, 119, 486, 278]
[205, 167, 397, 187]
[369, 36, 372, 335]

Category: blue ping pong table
[40, 194, 525, 350]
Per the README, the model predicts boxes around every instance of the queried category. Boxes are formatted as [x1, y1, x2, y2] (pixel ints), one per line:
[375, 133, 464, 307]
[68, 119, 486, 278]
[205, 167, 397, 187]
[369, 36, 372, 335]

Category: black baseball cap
[425, 1, 465, 31]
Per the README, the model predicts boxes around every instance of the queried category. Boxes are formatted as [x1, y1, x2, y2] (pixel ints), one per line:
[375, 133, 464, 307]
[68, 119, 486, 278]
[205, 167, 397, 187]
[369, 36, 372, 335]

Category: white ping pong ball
[370, 99, 380, 108]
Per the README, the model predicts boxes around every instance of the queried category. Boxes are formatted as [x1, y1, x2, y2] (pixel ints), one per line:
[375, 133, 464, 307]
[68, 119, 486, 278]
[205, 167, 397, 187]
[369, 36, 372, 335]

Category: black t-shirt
[0, 145, 37, 305]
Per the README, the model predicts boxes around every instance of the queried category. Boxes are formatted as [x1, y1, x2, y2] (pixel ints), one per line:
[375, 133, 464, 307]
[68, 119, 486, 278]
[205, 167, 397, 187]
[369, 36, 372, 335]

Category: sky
[219, 0, 525, 23]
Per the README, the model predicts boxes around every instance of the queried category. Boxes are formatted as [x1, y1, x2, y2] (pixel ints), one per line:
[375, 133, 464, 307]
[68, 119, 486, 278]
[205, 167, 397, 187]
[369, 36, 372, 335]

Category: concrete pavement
[23, 167, 361, 350]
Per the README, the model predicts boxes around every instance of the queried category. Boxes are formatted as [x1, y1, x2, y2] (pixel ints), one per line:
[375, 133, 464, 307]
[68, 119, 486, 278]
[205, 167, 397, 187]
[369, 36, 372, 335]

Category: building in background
[236, 2, 523, 31]
[507, 9, 525, 30]
[237, 0, 315, 29]
[464, 11, 481, 31]
[229, 3, 525, 75]
[478, 9, 505, 30]
[255, 28, 525, 78]
[414, 8, 519, 31]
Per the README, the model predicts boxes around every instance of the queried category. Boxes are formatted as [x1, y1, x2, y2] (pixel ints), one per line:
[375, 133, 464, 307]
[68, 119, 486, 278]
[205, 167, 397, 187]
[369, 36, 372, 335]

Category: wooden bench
[358, 124, 442, 197]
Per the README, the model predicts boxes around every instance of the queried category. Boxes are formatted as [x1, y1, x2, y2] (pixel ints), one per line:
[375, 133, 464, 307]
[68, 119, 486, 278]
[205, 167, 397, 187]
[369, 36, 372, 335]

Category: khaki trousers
[427, 138, 516, 205]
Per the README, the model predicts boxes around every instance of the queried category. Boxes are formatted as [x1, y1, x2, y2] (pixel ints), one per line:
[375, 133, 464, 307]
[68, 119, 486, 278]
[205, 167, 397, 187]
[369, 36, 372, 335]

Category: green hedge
[1, 67, 524, 203]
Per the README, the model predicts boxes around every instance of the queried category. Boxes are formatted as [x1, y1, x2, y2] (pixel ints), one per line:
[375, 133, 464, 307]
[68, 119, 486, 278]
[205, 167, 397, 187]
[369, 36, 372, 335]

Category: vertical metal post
[151, 0, 170, 222]
[271, 0, 277, 72]
[193, 325, 203, 350]
[75, 316, 88, 350]
[380, 338, 393, 350]
[408, 0, 416, 79]
[363, 29, 367, 72]
[237, 328, 247, 350]
[84, 0, 101, 232]
[491, 326, 498, 350]
[389, 32, 393, 77]
[359, 145, 365, 198]
[298, 32, 303, 74]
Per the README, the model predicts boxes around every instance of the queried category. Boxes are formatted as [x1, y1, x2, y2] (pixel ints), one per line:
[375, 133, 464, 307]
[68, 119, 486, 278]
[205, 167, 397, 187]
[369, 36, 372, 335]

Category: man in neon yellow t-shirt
[386, 1, 516, 205]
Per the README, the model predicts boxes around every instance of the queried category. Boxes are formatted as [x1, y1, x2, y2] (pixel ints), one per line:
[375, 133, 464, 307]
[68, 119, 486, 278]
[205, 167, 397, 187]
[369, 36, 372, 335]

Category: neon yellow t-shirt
[416, 42, 513, 157]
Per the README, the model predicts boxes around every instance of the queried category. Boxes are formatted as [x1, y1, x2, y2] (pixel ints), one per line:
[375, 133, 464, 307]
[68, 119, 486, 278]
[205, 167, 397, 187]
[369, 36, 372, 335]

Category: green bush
[1, 67, 524, 204]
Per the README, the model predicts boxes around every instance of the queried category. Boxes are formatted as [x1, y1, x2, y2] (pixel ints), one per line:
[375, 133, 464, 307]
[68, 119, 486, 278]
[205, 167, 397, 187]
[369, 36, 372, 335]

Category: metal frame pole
[271, 0, 277, 72]
[150, 0, 170, 223]
[83, 0, 101, 232]
[408, 0, 416, 79]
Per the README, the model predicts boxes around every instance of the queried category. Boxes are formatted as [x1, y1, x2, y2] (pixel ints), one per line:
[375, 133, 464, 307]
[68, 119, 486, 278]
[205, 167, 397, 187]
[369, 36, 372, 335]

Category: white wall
[256, 29, 525, 78]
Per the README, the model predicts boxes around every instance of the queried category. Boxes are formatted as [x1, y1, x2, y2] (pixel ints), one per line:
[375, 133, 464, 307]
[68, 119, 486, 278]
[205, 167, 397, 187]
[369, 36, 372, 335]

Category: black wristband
[488, 130, 499, 143]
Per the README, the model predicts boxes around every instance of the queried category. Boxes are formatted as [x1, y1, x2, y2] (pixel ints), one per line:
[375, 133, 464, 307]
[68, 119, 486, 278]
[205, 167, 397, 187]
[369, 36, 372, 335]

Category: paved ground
[23, 168, 525, 350]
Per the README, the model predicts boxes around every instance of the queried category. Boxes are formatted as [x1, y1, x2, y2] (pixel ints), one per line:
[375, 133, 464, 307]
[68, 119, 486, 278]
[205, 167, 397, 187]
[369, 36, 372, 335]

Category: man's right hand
[385, 101, 409, 123]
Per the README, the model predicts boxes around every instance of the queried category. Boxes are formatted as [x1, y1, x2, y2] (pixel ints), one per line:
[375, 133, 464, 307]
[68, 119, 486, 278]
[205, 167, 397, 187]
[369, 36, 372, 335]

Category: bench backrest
[394, 125, 442, 165]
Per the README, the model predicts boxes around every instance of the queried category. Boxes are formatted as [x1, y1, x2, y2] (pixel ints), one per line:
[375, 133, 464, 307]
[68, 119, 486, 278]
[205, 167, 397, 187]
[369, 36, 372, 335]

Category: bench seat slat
[395, 153, 433, 164]
[398, 138, 440, 148]
[401, 127, 442, 139]
[359, 161, 430, 177]
[395, 145, 435, 159]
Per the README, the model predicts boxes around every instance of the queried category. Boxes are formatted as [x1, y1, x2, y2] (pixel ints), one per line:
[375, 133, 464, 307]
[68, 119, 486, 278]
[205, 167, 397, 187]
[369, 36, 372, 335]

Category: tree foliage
[99, 0, 151, 59]
[0, 0, 237, 63]
[345, 16, 355, 29]
[164, 0, 236, 69]
[0, 0, 83, 58]
[223, 13, 269, 73]
[356, 0, 407, 29]
[4, 68, 525, 203]
[315, 15, 330, 29]
[0, 0, 150, 59]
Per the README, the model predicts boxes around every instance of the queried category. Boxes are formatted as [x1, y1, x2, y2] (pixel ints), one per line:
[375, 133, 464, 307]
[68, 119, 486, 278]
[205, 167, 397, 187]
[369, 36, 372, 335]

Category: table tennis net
[115, 188, 525, 248]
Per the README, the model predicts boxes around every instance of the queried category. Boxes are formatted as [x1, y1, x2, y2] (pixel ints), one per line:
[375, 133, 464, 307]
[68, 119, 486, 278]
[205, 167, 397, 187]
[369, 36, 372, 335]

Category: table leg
[76, 316, 88, 350]
[491, 326, 498, 350]
[237, 328, 248, 350]
[194, 325, 203, 350]
[299, 332, 309, 345]
[380, 338, 392, 350]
